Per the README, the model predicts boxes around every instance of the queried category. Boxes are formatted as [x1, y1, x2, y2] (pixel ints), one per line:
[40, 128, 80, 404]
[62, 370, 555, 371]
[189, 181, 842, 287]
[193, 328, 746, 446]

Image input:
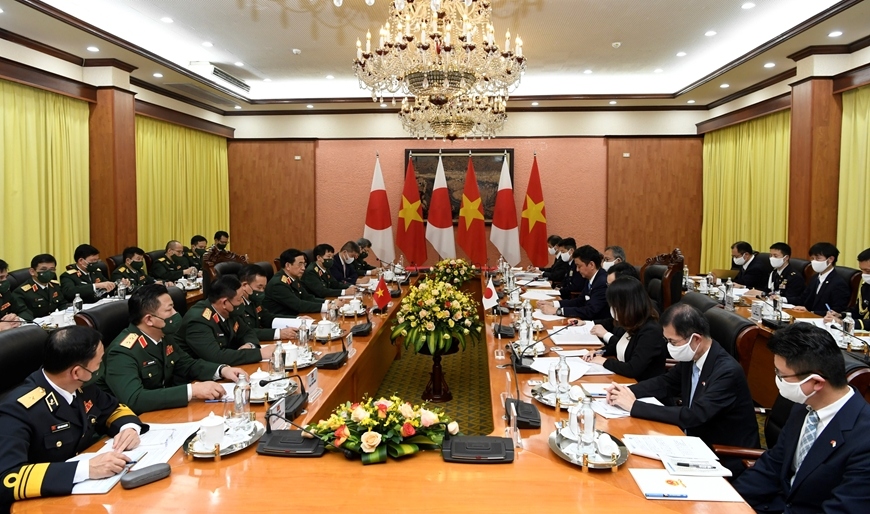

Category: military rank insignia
[166, 345, 174, 356]
[83, 400, 93, 413]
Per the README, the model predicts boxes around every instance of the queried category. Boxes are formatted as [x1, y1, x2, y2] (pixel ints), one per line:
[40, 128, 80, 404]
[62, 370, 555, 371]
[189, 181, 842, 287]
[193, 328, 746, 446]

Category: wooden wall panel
[228, 140, 317, 263]
[606, 138, 704, 274]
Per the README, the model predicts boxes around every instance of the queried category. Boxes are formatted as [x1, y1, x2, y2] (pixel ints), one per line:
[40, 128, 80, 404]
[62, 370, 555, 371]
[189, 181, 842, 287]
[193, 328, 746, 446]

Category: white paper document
[579, 382, 630, 397]
[629, 469, 744, 502]
[520, 290, 561, 301]
[272, 318, 304, 329]
[583, 362, 615, 375]
[554, 349, 590, 358]
[67, 448, 148, 495]
[590, 399, 630, 419]
[547, 325, 602, 346]
[530, 357, 589, 382]
[533, 310, 565, 322]
[524, 280, 554, 288]
[662, 457, 732, 477]
[622, 435, 719, 461]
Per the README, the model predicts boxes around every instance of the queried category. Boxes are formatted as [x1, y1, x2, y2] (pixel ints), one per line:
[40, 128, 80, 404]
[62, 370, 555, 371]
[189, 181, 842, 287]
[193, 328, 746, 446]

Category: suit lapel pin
[831, 440, 837, 448]
[701, 381, 706, 386]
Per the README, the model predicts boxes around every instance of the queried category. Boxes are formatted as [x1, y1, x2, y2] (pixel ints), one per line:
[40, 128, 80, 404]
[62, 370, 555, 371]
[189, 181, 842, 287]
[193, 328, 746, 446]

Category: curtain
[699, 110, 791, 273]
[836, 85, 870, 266]
[135, 116, 230, 251]
[0, 79, 90, 269]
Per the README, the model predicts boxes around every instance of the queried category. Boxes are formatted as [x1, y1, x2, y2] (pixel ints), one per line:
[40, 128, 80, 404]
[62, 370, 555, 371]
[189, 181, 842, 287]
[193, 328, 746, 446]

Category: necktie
[794, 408, 820, 474]
[689, 363, 700, 406]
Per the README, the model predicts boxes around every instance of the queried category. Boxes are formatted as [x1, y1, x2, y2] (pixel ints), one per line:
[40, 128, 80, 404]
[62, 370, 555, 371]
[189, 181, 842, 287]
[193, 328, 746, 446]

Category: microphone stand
[830, 324, 870, 356]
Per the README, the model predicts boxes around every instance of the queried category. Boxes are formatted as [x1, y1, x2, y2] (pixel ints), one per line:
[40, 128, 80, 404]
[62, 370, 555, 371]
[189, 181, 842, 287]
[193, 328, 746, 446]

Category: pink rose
[401, 422, 416, 437]
[419, 409, 439, 427]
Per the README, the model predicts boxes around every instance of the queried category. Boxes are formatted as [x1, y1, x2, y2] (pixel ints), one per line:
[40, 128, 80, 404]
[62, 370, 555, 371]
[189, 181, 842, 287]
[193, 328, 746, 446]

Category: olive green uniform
[263, 271, 324, 317]
[1, 281, 25, 320]
[352, 251, 377, 276]
[178, 248, 204, 271]
[12, 278, 68, 321]
[239, 296, 280, 341]
[98, 325, 223, 414]
[301, 262, 345, 298]
[177, 300, 261, 366]
[111, 264, 155, 291]
[59, 266, 109, 303]
[149, 255, 186, 282]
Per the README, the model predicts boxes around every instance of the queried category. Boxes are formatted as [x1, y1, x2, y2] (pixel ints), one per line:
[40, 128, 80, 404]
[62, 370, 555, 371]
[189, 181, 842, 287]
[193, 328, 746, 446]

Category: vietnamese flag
[456, 156, 487, 266]
[373, 276, 391, 310]
[395, 156, 427, 266]
[520, 155, 549, 267]
[363, 155, 395, 263]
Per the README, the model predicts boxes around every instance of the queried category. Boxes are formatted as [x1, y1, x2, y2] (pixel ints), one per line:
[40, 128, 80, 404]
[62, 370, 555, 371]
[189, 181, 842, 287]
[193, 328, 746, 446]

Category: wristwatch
[557, 308, 564, 316]
[216, 364, 228, 378]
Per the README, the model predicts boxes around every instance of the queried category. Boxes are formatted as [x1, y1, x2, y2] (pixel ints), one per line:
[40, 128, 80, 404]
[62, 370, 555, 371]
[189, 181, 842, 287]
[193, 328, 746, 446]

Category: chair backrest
[643, 265, 667, 313]
[273, 258, 282, 274]
[7, 268, 32, 290]
[106, 254, 125, 278]
[166, 286, 189, 317]
[703, 307, 760, 376]
[204, 261, 244, 296]
[0, 326, 48, 400]
[145, 250, 165, 272]
[789, 257, 811, 282]
[763, 394, 796, 449]
[302, 249, 314, 267]
[680, 292, 721, 313]
[74, 300, 129, 346]
[639, 248, 684, 312]
[843, 351, 870, 403]
[834, 265, 862, 308]
[254, 261, 275, 282]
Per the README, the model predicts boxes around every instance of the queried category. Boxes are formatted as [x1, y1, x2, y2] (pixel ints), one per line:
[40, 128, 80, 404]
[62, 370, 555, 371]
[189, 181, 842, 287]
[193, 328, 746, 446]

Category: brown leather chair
[302, 249, 314, 267]
[106, 254, 125, 278]
[203, 260, 245, 296]
[680, 292, 721, 313]
[0, 325, 48, 400]
[639, 248, 685, 312]
[7, 268, 32, 290]
[703, 307, 761, 377]
[166, 285, 189, 317]
[74, 300, 129, 346]
[834, 265, 862, 308]
[254, 261, 275, 282]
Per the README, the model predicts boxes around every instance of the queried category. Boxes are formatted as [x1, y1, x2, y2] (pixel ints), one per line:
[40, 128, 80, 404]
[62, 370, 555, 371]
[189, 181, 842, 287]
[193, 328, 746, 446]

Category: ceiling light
[654, 68, 663, 73]
[676, 51, 687, 57]
[741, 3, 755, 9]
[264, 78, 272, 82]
[764, 62, 775, 68]
[366, 0, 375, 5]
[153, 73, 163, 78]
[234, 62, 244, 67]
[720, 83, 730, 88]
[87, 46, 99, 52]
[687, 100, 696, 104]
[828, 31, 843, 38]
[609, 101, 617, 105]
[531, 102, 539, 106]
[326, 75, 334, 80]
[0, 8, 5, 13]
[306, 105, 314, 109]
[160, 17, 173, 23]
[583, 69, 592, 74]
[202, 41, 213, 47]
[380, 103, 388, 107]
[705, 30, 717, 37]
[234, 105, 242, 110]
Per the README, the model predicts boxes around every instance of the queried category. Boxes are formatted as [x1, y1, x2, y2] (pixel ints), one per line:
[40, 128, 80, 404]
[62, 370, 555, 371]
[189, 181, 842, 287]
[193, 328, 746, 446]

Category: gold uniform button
[170, 361, 175, 365]
[56, 441, 62, 448]
[91, 419, 96, 424]
[148, 373, 152, 378]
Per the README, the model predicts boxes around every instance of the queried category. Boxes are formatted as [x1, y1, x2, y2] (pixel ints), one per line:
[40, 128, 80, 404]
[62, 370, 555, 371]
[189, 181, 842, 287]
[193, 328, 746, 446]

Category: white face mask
[667, 334, 698, 362]
[610, 307, 617, 321]
[769, 257, 785, 269]
[343, 253, 354, 265]
[774, 374, 818, 404]
[560, 251, 571, 262]
[601, 260, 615, 271]
[863, 273, 870, 285]
[811, 259, 829, 274]
[548, 246, 557, 256]
[733, 255, 746, 266]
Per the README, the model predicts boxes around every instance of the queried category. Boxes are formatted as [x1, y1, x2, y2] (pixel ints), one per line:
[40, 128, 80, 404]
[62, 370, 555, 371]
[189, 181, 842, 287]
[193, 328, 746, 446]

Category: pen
[644, 494, 688, 499]
[205, 399, 230, 403]
[826, 303, 831, 311]
[676, 462, 717, 469]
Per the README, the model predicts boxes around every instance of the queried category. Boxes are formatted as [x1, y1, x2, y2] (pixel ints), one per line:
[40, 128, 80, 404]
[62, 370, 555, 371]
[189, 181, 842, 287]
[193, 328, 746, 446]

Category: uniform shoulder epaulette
[50, 279, 60, 285]
[118, 266, 127, 272]
[21, 284, 32, 292]
[158, 257, 166, 262]
[281, 275, 290, 284]
[119, 333, 138, 349]
[202, 307, 212, 319]
[66, 269, 79, 275]
[17, 387, 46, 409]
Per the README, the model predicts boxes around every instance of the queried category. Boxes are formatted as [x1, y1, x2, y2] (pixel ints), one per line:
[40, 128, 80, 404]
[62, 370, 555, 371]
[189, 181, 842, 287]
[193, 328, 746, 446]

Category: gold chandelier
[399, 94, 506, 140]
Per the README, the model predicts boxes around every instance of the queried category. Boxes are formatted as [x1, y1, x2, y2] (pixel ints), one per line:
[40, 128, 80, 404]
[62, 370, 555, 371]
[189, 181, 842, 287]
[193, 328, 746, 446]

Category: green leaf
[361, 445, 388, 465]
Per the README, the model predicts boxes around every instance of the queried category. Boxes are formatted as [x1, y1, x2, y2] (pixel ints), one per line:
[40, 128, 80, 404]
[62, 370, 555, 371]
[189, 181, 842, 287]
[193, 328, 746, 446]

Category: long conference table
[14, 277, 752, 513]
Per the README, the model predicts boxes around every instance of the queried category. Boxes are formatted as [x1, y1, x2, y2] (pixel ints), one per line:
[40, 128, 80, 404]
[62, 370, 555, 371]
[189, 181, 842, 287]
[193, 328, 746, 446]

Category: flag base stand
[422, 352, 452, 403]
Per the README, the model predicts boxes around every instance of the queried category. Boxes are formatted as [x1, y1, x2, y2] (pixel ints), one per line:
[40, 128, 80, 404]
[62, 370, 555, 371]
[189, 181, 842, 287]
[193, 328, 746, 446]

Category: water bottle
[724, 278, 735, 312]
[556, 356, 569, 394]
[328, 301, 338, 323]
[271, 341, 285, 378]
[547, 362, 558, 388]
[73, 294, 83, 313]
[682, 265, 691, 291]
[117, 281, 127, 300]
[233, 373, 251, 421]
[844, 313, 855, 337]
[706, 271, 715, 296]
[579, 396, 596, 446]
[397, 255, 405, 274]
[772, 293, 782, 320]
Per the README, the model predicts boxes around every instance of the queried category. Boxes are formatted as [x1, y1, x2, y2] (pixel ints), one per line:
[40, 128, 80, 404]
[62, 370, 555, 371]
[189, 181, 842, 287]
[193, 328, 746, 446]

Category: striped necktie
[794, 407, 820, 475]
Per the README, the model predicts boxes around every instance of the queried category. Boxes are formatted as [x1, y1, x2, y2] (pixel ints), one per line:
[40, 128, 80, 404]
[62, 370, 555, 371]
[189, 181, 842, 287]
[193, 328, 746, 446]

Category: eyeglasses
[78, 364, 100, 377]
[774, 368, 818, 380]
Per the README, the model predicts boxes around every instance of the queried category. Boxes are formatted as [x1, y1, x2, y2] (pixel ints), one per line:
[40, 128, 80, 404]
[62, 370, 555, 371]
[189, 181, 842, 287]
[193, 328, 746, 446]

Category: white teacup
[349, 299, 362, 312]
[315, 321, 335, 338]
[199, 412, 225, 448]
[250, 367, 270, 398]
[383, 270, 395, 281]
[285, 344, 300, 365]
[50, 311, 64, 326]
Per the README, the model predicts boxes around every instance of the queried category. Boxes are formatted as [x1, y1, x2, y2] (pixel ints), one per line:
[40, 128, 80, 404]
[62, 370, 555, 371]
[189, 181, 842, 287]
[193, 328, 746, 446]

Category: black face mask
[37, 270, 57, 284]
[216, 243, 227, 251]
[195, 248, 206, 257]
[359, 251, 368, 260]
[0, 279, 9, 295]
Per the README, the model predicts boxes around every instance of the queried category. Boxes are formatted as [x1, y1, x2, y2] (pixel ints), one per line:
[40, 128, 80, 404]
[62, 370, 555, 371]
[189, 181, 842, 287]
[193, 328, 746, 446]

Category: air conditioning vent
[164, 83, 238, 107]
[212, 67, 250, 92]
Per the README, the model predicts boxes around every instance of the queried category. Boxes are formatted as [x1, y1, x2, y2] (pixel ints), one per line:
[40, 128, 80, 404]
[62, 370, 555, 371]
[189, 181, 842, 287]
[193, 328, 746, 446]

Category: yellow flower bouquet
[431, 258, 476, 285]
[305, 396, 459, 464]
[390, 280, 483, 354]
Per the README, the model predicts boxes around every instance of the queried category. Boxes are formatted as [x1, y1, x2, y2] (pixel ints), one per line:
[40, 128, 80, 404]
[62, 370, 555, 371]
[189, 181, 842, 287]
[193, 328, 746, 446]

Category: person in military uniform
[60, 244, 116, 303]
[13, 254, 68, 321]
[150, 240, 196, 283]
[826, 247, 870, 330]
[302, 243, 357, 298]
[0, 258, 25, 331]
[111, 247, 160, 291]
[179, 235, 208, 272]
[264, 249, 345, 317]
[98, 284, 244, 414]
[0, 326, 146, 508]
[238, 265, 298, 341]
[178, 275, 272, 366]
[352, 238, 378, 277]
[751, 242, 806, 301]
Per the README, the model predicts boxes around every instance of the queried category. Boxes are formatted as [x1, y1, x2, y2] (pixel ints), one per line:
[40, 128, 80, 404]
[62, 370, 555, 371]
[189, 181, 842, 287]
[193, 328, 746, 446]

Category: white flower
[399, 402, 415, 418]
[360, 431, 382, 453]
[350, 406, 369, 422]
[448, 421, 460, 435]
[419, 409, 439, 427]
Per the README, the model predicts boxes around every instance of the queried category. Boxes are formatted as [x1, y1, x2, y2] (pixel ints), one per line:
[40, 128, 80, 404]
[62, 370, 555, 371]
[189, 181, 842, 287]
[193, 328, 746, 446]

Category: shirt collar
[694, 343, 711, 371]
[818, 267, 834, 283]
[210, 304, 226, 322]
[42, 370, 75, 404]
[141, 332, 162, 346]
[814, 387, 854, 433]
[743, 254, 754, 270]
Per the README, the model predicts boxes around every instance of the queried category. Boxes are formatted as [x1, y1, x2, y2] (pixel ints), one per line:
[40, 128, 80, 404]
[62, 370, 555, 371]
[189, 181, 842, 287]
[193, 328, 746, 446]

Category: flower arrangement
[390, 280, 483, 354]
[431, 258, 476, 285]
[305, 396, 459, 464]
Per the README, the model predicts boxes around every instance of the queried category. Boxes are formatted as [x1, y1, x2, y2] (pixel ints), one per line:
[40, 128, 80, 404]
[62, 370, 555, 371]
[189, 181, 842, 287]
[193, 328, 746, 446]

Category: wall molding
[83, 58, 137, 73]
[833, 62, 870, 93]
[0, 55, 96, 102]
[0, 26, 82, 64]
[134, 99, 235, 138]
[696, 93, 791, 134]
[706, 68, 796, 109]
[130, 77, 225, 115]
[787, 34, 870, 62]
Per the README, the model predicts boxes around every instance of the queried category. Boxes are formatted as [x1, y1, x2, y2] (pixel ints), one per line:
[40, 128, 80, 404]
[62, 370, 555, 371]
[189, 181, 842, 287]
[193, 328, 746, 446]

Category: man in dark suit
[825, 248, 870, 330]
[732, 241, 772, 291]
[734, 323, 870, 513]
[542, 237, 574, 286]
[760, 242, 806, 301]
[539, 245, 610, 320]
[330, 241, 369, 286]
[793, 242, 851, 316]
[301, 244, 357, 299]
[0, 326, 147, 508]
[606, 304, 759, 470]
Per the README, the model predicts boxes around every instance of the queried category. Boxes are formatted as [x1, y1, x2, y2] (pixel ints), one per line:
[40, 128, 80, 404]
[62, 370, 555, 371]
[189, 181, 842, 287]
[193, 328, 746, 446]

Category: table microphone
[509, 323, 574, 373]
[829, 324, 870, 354]
[260, 375, 308, 419]
[504, 349, 541, 429]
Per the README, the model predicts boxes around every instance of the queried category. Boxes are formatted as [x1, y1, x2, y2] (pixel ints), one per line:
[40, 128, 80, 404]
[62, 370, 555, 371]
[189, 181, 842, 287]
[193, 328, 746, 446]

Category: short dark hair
[238, 264, 267, 284]
[214, 231, 229, 240]
[191, 235, 207, 246]
[356, 238, 371, 249]
[313, 243, 335, 259]
[607, 277, 657, 335]
[558, 238, 576, 250]
[280, 248, 305, 267]
[129, 284, 169, 325]
[31, 254, 57, 270]
[768, 323, 847, 388]
[547, 235, 562, 247]
[340, 241, 361, 254]
[856, 248, 870, 263]
[0, 259, 7, 272]
[769, 242, 792, 257]
[604, 245, 626, 262]
[43, 326, 102, 374]
[660, 303, 710, 339]
[731, 241, 753, 255]
[123, 247, 145, 261]
[809, 242, 839, 264]
[164, 240, 181, 252]
[573, 245, 602, 268]
[209, 275, 242, 303]
[606, 261, 640, 280]
[74, 244, 100, 262]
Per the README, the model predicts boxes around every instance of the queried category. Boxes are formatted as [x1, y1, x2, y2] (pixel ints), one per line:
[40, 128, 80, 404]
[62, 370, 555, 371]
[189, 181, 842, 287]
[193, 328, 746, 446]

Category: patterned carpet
[376, 339, 495, 436]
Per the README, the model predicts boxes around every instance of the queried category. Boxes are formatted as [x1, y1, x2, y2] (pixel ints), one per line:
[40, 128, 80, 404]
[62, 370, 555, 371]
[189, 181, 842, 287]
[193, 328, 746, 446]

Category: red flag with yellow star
[520, 156, 549, 267]
[456, 156, 487, 266]
[395, 157, 427, 266]
[373, 276, 391, 310]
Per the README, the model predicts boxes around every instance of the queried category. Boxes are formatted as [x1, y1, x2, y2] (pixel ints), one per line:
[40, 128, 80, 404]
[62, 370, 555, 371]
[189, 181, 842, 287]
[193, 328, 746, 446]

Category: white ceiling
[2, 0, 869, 111]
